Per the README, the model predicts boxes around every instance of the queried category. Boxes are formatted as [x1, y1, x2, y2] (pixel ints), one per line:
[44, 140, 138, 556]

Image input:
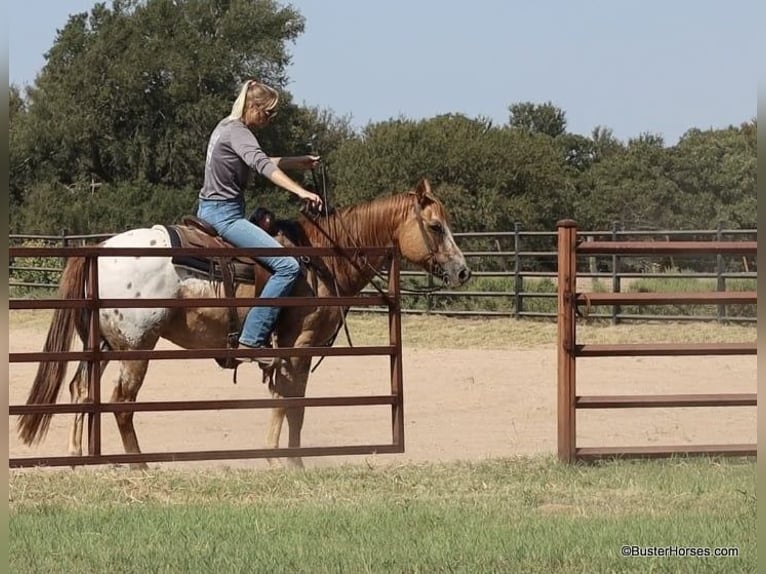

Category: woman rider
[197, 79, 323, 368]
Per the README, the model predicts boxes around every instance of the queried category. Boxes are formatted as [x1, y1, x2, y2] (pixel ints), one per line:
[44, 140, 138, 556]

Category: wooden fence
[556, 220, 757, 463]
[10, 224, 757, 322]
[9, 243, 405, 467]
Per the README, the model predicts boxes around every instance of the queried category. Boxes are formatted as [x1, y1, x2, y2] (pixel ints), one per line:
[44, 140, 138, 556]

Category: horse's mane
[298, 192, 414, 248]
[282, 192, 413, 293]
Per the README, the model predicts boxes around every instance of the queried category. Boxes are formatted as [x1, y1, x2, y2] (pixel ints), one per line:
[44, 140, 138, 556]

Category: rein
[305, 156, 445, 295]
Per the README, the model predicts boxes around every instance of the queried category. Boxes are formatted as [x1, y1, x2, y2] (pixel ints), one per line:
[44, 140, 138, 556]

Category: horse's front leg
[265, 401, 286, 468]
[285, 405, 306, 469]
[264, 357, 310, 469]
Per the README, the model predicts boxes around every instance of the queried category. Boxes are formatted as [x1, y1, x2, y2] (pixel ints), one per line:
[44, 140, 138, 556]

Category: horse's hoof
[267, 457, 303, 470]
[129, 462, 150, 471]
[283, 458, 305, 470]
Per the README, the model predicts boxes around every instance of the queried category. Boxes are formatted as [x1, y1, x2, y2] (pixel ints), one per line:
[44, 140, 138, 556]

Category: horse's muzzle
[441, 264, 471, 287]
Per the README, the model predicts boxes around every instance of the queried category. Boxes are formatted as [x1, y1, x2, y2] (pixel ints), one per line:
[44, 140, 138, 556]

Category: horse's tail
[17, 256, 89, 445]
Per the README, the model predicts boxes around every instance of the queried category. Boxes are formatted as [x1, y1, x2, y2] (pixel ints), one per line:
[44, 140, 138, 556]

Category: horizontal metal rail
[575, 342, 756, 357]
[575, 444, 756, 461]
[10, 295, 391, 310]
[10, 395, 398, 416]
[577, 241, 757, 255]
[9, 245, 393, 258]
[576, 393, 757, 409]
[10, 443, 404, 468]
[10, 345, 396, 363]
[576, 291, 757, 306]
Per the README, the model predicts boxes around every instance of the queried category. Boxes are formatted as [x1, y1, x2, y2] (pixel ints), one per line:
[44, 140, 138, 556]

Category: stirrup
[215, 332, 243, 381]
[238, 340, 279, 371]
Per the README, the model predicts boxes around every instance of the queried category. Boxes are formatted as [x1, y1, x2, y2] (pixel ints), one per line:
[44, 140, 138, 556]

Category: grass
[10, 456, 756, 573]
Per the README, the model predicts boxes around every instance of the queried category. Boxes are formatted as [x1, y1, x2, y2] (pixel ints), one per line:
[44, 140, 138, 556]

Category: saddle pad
[162, 224, 258, 284]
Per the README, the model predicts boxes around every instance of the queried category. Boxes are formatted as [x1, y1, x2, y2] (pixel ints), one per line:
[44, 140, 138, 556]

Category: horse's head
[396, 179, 472, 287]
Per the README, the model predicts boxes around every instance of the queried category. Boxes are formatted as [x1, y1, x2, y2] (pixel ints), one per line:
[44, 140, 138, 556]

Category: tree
[508, 101, 567, 138]
[9, 85, 31, 209]
[670, 122, 756, 228]
[329, 114, 572, 232]
[14, 0, 305, 190]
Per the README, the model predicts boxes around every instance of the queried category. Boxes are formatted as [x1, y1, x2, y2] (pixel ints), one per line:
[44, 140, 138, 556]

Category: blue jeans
[197, 198, 301, 347]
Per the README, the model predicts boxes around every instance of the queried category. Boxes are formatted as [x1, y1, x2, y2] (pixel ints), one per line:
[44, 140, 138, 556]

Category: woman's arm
[270, 155, 321, 171]
[266, 167, 323, 210]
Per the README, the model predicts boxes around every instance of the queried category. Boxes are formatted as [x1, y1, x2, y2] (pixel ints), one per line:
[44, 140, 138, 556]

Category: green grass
[10, 456, 756, 573]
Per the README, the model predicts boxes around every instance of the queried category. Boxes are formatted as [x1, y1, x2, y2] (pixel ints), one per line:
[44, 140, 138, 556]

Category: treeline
[9, 0, 756, 236]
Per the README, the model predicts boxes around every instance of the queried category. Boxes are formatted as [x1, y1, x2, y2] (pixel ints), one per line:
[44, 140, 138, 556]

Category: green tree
[14, 0, 305, 191]
[573, 133, 682, 230]
[329, 114, 572, 232]
[9, 85, 31, 209]
[508, 101, 567, 138]
[669, 122, 756, 228]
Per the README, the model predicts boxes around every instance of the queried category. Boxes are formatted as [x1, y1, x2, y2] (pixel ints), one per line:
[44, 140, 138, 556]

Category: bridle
[410, 193, 447, 286]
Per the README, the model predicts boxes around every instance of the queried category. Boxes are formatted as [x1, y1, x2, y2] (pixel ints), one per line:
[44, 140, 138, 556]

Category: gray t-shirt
[199, 118, 277, 200]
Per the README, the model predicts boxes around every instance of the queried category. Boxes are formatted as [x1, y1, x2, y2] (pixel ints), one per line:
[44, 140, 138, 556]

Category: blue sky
[9, 0, 762, 144]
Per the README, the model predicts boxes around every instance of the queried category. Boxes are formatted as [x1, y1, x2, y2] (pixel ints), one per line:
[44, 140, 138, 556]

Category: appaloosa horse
[17, 178, 471, 468]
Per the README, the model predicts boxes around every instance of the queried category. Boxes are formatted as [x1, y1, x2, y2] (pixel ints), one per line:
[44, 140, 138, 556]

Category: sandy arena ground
[9, 325, 757, 470]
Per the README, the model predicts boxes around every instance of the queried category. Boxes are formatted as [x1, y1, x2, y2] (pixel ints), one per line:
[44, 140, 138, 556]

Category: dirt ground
[8, 325, 756, 471]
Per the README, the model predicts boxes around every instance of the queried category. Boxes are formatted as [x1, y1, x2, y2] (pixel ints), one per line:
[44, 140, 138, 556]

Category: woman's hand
[296, 189, 323, 212]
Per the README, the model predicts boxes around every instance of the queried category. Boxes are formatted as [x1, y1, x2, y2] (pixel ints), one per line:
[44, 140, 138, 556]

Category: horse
[17, 178, 472, 469]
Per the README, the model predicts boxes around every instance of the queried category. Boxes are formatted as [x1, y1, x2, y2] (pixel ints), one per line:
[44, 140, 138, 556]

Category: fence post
[716, 221, 726, 323]
[425, 271, 434, 315]
[60, 229, 69, 282]
[557, 219, 578, 463]
[388, 243, 405, 451]
[611, 221, 621, 325]
[86, 256, 102, 457]
[514, 221, 523, 319]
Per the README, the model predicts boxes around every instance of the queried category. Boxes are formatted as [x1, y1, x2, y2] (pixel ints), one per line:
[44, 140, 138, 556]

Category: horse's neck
[311, 194, 410, 295]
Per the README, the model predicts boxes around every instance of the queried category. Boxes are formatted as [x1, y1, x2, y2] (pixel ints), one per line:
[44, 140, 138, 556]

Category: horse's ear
[414, 178, 436, 206]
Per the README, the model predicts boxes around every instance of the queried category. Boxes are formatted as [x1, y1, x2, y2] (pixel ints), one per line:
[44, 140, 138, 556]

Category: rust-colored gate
[9, 244, 405, 467]
[556, 220, 757, 463]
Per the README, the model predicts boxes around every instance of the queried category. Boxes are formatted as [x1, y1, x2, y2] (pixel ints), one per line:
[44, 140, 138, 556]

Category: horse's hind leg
[112, 358, 152, 470]
[68, 357, 110, 462]
[68, 362, 89, 458]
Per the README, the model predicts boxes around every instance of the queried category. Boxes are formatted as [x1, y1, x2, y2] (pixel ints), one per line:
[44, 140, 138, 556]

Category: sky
[8, 0, 763, 145]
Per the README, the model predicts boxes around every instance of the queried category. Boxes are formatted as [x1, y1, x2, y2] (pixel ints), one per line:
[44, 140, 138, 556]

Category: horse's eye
[428, 221, 444, 234]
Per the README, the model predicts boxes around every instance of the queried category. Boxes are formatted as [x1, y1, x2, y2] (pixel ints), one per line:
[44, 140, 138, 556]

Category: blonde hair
[228, 79, 279, 121]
